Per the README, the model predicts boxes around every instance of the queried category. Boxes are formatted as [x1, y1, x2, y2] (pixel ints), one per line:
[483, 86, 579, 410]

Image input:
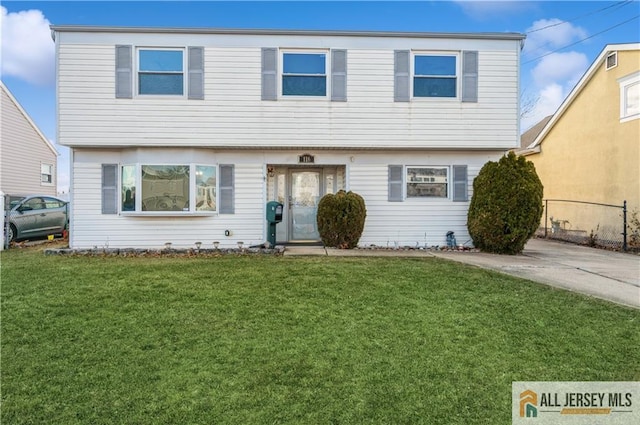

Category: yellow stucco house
[519, 43, 639, 248]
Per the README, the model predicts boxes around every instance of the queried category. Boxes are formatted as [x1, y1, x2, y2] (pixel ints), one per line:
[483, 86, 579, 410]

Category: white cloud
[523, 18, 588, 57]
[521, 18, 590, 133]
[532, 51, 588, 88]
[0, 7, 55, 86]
[454, 0, 536, 20]
[522, 83, 566, 132]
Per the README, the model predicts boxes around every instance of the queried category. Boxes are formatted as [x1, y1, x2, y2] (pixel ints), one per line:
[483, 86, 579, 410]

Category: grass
[1, 245, 639, 424]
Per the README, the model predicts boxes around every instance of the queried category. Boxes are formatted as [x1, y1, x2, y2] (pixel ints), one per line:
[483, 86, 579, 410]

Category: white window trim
[119, 163, 218, 216]
[405, 165, 450, 199]
[279, 49, 330, 100]
[618, 71, 640, 123]
[135, 47, 186, 98]
[606, 52, 618, 71]
[41, 163, 54, 186]
[411, 51, 460, 101]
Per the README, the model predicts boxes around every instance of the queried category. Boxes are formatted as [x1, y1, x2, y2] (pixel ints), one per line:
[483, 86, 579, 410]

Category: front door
[289, 170, 321, 241]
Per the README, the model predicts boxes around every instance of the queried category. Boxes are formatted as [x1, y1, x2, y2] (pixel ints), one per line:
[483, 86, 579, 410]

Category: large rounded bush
[467, 152, 543, 254]
[317, 190, 367, 249]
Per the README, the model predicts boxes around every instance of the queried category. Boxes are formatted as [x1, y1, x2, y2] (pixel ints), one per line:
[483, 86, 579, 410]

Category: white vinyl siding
[71, 150, 262, 249]
[56, 30, 522, 249]
[1, 85, 57, 195]
[70, 148, 491, 249]
[349, 153, 488, 248]
[57, 41, 520, 150]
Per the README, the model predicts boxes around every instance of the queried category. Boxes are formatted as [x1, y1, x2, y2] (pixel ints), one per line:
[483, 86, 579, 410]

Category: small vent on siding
[606, 52, 617, 70]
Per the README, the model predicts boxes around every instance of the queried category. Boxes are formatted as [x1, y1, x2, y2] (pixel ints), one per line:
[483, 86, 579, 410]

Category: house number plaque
[298, 154, 315, 164]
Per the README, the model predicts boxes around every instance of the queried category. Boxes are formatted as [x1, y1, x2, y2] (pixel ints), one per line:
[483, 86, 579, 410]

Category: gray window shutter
[261, 48, 277, 101]
[388, 165, 404, 202]
[115, 45, 132, 99]
[394, 50, 410, 102]
[462, 51, 478, 103]
[219, 164, 235, 214]
[102, 164, 118, 214]
[188, 46, 204, 100]
[452, 165, 468, 202]
[331, 49, 347, 101]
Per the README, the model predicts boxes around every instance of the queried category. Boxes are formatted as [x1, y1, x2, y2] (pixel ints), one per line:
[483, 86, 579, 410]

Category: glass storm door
[290, 170, 321, 241]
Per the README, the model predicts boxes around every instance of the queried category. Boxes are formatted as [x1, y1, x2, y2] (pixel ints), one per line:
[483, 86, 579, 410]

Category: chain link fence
[536, 199, 631, 251]
[3, 193, 13, 250]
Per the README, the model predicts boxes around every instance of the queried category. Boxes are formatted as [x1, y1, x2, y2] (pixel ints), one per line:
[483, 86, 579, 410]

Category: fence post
[622, 200, 627, 252]
[544, 199, 548, 238]
[1, 192, 6, 251]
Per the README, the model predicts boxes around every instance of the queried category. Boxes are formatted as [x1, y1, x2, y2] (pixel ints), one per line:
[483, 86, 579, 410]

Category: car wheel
[8, 224, 17, 243]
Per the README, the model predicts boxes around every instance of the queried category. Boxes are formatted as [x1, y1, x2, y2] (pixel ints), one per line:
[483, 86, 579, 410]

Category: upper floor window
[138, 49, 184, 95]
[116, 46, 203, 99]
[413, 54, 457, 98]
[619, 71, 640, 122]
[282, 52, 327, 96]
[41, 163, 53, 184]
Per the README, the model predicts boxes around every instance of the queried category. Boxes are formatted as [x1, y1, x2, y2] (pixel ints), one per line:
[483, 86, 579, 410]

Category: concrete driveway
[430, 238, 640, 309]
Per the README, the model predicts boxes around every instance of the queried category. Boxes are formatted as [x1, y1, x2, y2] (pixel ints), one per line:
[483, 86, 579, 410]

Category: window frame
[280, 50, 329, 99]
[43, 197, 65, 209]
[41, 163, 53, 185]
[405, 166, 450, 199]
[119, 163, 218, 215]
[136, 47, 186, 97]
[619, 71, 640, 122]
[412, 51, 460, 100]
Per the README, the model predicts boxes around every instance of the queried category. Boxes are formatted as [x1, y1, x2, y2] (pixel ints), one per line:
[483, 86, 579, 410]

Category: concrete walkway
[284, 239, 640, 309]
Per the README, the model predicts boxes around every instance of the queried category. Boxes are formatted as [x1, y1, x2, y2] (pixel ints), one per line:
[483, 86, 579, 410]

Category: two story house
[1, 81, 58, 196]
[519, 44, 639, 246]
[52, 26, 525, 249]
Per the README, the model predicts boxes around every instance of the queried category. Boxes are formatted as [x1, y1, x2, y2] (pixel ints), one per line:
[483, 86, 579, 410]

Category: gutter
[49, 25, 526, 41]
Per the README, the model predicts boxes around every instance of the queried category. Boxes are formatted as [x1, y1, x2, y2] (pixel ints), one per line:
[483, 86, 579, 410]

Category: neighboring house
[518, 115, 552, 151]
[1, 81, 58, 196]
[519, 43, 639, 242]
[51, 25, 525, 249]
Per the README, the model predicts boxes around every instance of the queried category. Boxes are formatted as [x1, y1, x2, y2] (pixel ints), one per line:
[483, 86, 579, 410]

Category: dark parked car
[4, 195, 68, 242]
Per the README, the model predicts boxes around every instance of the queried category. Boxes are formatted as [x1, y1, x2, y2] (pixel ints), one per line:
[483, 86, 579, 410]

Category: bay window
[120, 164, 216, 213]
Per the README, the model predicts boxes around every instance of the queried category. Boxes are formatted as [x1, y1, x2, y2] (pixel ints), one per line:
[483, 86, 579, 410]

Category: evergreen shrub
[317, 190, 367, 249]
[467, 152, 543, 254]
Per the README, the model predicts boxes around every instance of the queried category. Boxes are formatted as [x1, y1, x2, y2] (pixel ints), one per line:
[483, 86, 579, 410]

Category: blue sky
[2, 0, 639, 193]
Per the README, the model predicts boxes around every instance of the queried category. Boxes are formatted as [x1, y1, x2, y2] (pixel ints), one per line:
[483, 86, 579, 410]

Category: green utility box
[266, 201, 283, 246]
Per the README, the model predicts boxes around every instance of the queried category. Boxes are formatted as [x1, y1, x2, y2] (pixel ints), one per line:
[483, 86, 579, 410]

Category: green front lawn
[1, 247, 638, 424]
